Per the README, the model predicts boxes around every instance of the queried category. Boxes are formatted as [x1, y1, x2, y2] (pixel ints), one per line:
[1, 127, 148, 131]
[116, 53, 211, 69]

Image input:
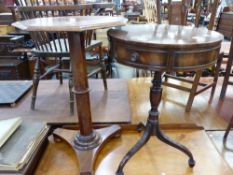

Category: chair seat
[87, 64, 102, 76]
[32, 39, 102, 57]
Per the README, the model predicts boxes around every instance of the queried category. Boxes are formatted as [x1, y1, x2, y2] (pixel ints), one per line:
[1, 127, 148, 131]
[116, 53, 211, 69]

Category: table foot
[155, 120, 195, 167]
[53, 125, 121, 175]
[116, 118, 195, 174]
[116, 122, 151, 175]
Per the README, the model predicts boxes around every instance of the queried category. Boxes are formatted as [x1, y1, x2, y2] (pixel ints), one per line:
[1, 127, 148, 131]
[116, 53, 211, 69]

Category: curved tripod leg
[116, 121, 153, 175]
[155, 124, 195, 167]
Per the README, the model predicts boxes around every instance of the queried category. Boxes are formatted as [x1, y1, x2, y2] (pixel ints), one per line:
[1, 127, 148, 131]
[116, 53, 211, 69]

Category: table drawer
[112, 41, 221, 72]
[113, 44, 169, 71]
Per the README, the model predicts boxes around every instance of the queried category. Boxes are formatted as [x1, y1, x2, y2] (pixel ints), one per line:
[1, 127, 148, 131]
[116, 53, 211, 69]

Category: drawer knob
[130, 52, 139, 62]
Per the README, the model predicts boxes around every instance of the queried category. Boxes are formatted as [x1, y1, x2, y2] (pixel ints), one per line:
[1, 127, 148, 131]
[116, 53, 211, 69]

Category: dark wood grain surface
[108, 24, 223, 72]
[108, 24, 223, 48]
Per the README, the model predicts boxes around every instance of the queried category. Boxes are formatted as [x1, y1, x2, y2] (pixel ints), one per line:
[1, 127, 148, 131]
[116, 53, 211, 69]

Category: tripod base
[53, 125, 121, 175]
[116, 119, 195, 175]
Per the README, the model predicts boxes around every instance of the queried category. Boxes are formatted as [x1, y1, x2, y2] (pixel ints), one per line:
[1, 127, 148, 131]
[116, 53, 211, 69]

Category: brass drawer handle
[130, 52, 139, 62]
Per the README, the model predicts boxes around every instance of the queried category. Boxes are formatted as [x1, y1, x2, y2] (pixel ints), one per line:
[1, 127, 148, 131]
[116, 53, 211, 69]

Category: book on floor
[0, 117, 22, 148]
[0, 119, 49, 173]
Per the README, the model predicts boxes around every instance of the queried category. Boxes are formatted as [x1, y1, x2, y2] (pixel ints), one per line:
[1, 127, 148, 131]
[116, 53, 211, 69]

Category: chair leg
[209, 54, 223, 103]
[185, 70, 202, 112]
[103, 47, 112, 77]
[108, 56, 114, 78]
[99, 45, 107, 90]
[31, 57, 41, 110]
[68, 65, 74, 115]
[58, 57, 63, 85]
[108, 60, 113, 78]
[223, 115, 233, 142]
[220, 54, 233, 100]
[136, 69, 140, 77]
[164, 72, 169, 82]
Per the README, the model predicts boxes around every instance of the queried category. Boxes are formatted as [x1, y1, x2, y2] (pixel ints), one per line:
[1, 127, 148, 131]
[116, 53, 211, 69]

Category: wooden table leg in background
[116, 72, 195, 175]
[53, 32, 121, 175]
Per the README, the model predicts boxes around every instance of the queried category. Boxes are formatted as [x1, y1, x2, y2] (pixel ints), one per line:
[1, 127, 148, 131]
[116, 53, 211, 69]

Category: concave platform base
[53, 125, 121, 175]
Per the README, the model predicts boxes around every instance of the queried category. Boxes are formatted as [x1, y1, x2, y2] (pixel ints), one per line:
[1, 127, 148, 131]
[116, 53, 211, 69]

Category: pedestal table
[108, 24, 223, 174]
[13, 16, 127, 175]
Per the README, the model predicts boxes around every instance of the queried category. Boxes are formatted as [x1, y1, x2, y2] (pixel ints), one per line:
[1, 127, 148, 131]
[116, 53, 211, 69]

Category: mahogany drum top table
[12, 16, 127, 175]
[108, 24, 223, 72]
[108, 24, 223, 175]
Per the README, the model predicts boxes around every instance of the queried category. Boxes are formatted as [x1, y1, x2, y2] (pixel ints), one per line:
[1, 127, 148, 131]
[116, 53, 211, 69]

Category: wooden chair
[223, 6, 233, 12]
[16, 4, 107, 115]
[143, 0, 192, 28]
[218, 13, 233, 144]
[217, 12, 233, 100]
[167, 0, 191, 25]
[143, 0, 159, 23]
[160, 0, 221, 112]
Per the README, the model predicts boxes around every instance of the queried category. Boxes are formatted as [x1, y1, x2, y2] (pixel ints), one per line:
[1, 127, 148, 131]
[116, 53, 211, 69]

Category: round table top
[108, 24, 223, 49]
[12, 16, 127, 32]
[108, 24, 224, 72]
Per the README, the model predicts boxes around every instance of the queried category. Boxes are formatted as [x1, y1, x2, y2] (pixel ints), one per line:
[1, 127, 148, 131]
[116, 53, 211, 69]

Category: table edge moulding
[12, 16, 127, 32]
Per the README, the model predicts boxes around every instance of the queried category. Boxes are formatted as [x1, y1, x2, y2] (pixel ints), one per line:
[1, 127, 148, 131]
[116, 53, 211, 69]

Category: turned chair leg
[108, 59, 113, 78]
[58, 57, 63, 85]
[209, 54, 223, 103]
[220, 53, 233, 100]
[99, 45, 107, 90]
[68, 64, 74, 115]
[31, 57, 41, 110]
[185, 70, 202, 112]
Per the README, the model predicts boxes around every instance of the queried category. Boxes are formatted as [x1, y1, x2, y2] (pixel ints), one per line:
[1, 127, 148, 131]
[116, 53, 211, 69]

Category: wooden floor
[128, 77, 229, 130]
[1, 77, 233, 174]
[208, 131, 233, 169]
[0, 79, 131, 123]
[35, 130, 232, 175]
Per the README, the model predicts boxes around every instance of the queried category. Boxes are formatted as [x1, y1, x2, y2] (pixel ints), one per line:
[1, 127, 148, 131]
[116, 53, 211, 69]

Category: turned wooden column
[149, 72, 162, 121]
[68, 32, 93, 135]
[68, 32, 100, 150]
